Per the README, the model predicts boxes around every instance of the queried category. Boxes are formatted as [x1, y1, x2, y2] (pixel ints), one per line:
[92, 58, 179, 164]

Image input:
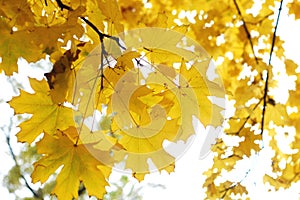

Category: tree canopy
[1, 0, 300, 199]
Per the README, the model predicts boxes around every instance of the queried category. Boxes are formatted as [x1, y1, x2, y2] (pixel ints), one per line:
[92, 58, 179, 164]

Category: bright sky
[1, 1, 300, 200]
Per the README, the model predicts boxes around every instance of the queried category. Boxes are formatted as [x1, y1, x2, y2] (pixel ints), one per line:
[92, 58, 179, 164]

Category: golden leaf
[285, 59, 298, 76]
[31, 130, 112, 200]
[9, 78, 74, 143]
[288, 0, 300, 19]
[234, 128, 261, 157]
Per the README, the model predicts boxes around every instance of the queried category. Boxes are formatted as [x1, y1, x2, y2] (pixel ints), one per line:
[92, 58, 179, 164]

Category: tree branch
[80, 17, 125, 49]
[227, 98, 262, 135]
[245, 12, 273, 25]
[4, 132, 42, 199]
[55, 0, 72, 11]
[268, 0, 283, 66]
[233, 0, 258, 64]
[55, 0, 125, 50]
[260, 0, 284, 135]
[220, 167, 251, 198]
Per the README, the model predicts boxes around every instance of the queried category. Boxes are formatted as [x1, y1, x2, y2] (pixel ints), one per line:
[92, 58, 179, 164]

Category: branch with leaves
[233, 0, 258, 64]
[1, 0, 300, 199]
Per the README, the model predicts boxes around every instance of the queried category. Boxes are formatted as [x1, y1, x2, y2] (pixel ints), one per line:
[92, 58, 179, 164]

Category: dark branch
[55, 0, 125, 50]
[80, 17, 105, 42]
[268, 0, 283, 66]
[261, 0, 284, 135]
[56, 0, 72, 11]
[233, 0, 258, 64]
[260, 71, 269, 135]
[80, 17, 125, 49]
[5, 134, 42, 199]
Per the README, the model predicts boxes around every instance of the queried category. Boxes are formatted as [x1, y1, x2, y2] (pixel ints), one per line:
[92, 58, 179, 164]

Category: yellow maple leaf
[288, 0, 300, 19]
[111, 116, 179, 176]
[9, 78, 74, 143]
[31, 130, 112, 200]
[179, 59, 224, 128]
[285, 59, 298, 76]
[0, 5, 85, 75]
[83, 28, 224, 178]
[265, 104, 290, 126]
[234, 128, 261, 157]
[108, 82, 180, 177]
[98, 0, 124, 33]
[142, 57, 223, 142]
[5, 0, 300, 198]
[0, 0, 35, 27]
[0, 21, 42, 75]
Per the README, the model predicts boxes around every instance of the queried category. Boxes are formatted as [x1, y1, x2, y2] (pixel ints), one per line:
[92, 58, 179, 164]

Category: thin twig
[260, 0, 284, 135]
[245, 12, 273, 24]
[227, 98, 262, 135]
[233, 0, 258, 64]
[221, 167, 251, 198]
[4, 133, 41, 199]
[221, 183, 237, 199]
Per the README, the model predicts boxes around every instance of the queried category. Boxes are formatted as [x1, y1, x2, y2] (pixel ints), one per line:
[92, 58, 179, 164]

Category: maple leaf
[0, 5, 85, 75]
[0, 21, 43, 75]
[0, 0, 35, 27]
[288, 0, 300, 19]
[234, 128, 262, 157]
[31, 129, 112, 200]
[264, 104, 290, 126]
[100, 79, 181, 178]
[4, 0, 300, 198]
[9, 78, 74, 143]
[285, 59, 298, 76]
[98, 0, 124, 33]
[79, 28, 225, 180]
[111, 116, 179, 180]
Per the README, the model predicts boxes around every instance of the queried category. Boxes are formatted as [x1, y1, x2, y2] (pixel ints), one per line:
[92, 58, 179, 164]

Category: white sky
[1, 1, 300, 200]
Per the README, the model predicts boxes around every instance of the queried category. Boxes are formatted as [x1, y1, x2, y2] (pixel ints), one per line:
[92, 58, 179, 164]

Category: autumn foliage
[1, 0, 300, 199]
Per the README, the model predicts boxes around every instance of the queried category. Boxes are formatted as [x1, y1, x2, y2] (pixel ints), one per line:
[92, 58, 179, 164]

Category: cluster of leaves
[1, 0, 300, 199]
